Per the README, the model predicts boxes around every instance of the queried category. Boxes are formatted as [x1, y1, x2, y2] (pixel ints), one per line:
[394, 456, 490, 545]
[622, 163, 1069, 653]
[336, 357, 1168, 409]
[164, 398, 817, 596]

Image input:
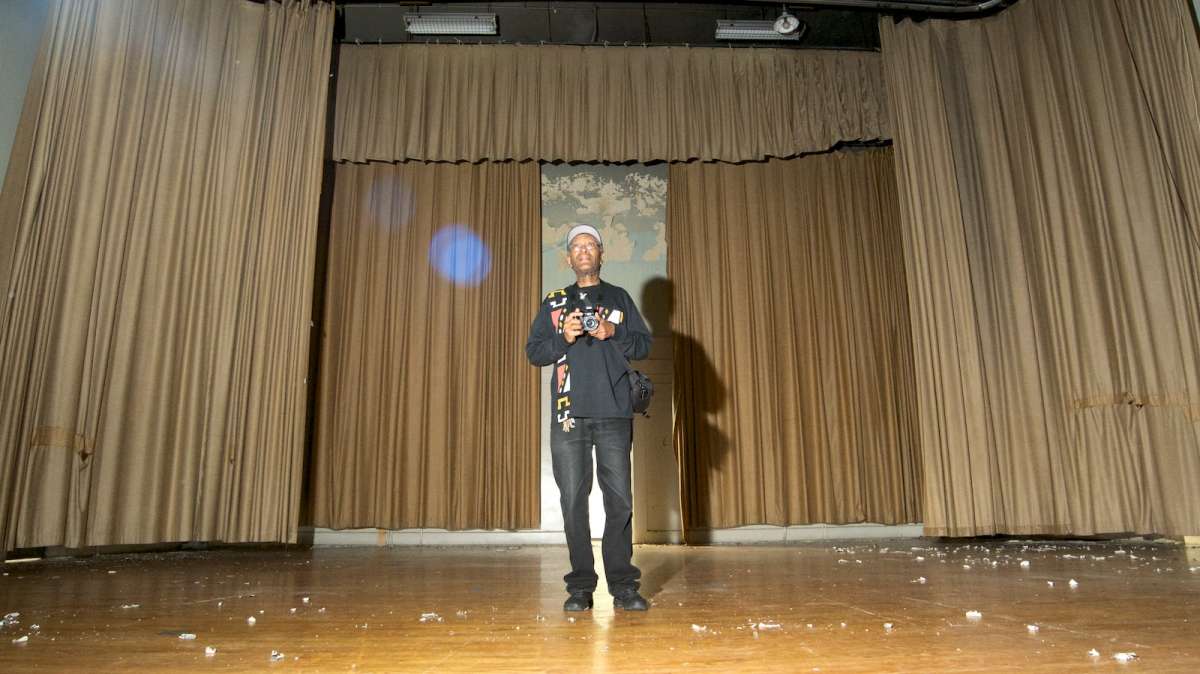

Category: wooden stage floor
[0, 539, 1197, 672]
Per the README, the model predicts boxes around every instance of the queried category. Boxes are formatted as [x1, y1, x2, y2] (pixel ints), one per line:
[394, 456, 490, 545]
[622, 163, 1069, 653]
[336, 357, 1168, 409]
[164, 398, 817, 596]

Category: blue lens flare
[429, 224, 492, 286]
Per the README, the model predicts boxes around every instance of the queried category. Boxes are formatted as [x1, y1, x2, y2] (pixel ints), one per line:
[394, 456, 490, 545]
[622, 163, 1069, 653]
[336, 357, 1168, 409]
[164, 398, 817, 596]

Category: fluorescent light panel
[715, 20, 801, 41]
[404, 13, 497, 36]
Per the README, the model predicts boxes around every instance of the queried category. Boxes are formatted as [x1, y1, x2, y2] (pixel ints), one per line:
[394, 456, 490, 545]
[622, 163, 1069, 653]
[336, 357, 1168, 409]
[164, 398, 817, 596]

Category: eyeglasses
[569, 242, 600, 253]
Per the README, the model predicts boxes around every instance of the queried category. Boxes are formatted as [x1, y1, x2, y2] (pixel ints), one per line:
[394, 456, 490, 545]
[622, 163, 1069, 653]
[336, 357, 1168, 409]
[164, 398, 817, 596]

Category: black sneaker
[563, 592, 593, 612]
[613, 590, 649, 611]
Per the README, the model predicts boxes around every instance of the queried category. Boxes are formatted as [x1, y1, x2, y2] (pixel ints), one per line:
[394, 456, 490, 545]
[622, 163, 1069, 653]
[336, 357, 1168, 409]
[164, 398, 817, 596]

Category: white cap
[565, 224, 602, 248]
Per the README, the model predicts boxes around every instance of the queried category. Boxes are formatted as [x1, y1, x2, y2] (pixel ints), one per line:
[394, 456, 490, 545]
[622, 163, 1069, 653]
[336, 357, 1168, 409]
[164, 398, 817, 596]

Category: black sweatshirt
[525, 280, 652, 425]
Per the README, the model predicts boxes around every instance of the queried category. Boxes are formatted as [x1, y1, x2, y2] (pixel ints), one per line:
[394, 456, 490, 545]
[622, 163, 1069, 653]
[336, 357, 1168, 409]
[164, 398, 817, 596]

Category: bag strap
[606, 339, 639, 378]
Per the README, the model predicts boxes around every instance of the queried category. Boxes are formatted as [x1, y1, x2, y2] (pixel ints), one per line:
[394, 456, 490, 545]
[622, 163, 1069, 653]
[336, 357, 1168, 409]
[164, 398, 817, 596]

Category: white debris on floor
[178, 633, 197, 640]
[1026, 624, 1039, 634]
[270, 650, 284, 662]
[205, 646, 217, 657]
[691, 624, 708, 634]
[246, 616, 256, 625]
[1113, 652, 1138, 663]
[419, 612, 443, 623]
[965, 610, 983, 621]
[1068, 579, 1079, 589]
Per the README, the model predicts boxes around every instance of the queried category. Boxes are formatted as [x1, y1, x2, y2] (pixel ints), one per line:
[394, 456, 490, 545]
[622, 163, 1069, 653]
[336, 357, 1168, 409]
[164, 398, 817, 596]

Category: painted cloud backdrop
[541, 165, 668, 295]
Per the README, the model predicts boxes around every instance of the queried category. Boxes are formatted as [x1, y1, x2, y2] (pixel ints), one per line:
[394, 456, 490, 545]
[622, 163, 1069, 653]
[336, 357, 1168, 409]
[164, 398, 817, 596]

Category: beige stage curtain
[310, 161, 541, 531]
[0, 0, 334, 551]
[332, 44, 889, 164]
[881, 0, 1200, 537]
[669, 149, 923, 531]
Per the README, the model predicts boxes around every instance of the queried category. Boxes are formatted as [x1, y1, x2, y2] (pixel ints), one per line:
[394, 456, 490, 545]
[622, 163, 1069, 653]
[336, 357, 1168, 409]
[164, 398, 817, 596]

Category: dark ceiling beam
[740, 0, 1009, 16]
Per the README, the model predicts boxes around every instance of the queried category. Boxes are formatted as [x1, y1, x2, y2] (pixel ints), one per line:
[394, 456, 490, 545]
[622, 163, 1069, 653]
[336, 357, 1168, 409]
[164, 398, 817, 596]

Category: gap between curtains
[310, 161, 541, 531]
[669, 148, 923, 531]
[0, 0, 334, 551]
[881, 0, 1200, 537]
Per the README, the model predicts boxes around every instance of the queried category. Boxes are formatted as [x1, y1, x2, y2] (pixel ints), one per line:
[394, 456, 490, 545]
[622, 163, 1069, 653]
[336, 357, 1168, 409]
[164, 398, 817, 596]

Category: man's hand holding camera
[563, 309, 615, 344]
[589, 316, 615, 340]
[563, 310, 585, 344]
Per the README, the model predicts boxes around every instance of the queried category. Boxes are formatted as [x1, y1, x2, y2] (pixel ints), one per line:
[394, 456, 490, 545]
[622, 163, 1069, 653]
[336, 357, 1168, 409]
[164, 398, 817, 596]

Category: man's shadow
[638, 277, 729, 574]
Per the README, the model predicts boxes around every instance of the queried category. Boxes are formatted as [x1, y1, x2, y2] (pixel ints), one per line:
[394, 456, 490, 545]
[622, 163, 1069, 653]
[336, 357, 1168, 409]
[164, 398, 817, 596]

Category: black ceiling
[336, 1, 1013, 49]
[337, 2, 894, 49]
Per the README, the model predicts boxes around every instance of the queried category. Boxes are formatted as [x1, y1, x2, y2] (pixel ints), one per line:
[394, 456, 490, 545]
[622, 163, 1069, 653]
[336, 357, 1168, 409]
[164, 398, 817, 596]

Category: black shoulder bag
[612, 345, 653, 417]
[627, 362, 654, 417]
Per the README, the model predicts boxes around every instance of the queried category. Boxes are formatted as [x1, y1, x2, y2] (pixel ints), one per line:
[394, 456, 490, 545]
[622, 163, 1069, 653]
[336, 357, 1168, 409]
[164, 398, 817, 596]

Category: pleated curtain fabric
[310, 161, 541, 531]
[668, 149, 923, 531]
[880, 0, 1200, 536]
[0, 0, 334, 550]
[331, 44, 890, 164]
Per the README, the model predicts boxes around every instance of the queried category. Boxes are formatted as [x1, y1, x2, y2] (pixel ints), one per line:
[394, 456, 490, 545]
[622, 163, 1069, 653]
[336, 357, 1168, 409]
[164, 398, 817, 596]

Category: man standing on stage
[525, 224, 653, 612]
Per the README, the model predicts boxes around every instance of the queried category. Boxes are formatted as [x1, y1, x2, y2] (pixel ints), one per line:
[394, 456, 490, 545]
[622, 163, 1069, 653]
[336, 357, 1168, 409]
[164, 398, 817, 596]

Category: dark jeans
[550, 416, 641, 596]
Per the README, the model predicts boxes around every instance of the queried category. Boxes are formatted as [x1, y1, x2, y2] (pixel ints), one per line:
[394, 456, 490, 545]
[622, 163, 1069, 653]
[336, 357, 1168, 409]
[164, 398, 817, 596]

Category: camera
[568, 295, 601, 333]
[580, 309, 600, 333]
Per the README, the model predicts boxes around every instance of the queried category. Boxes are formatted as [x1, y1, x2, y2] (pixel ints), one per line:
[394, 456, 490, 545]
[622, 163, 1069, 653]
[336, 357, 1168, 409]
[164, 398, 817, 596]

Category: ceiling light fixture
[403, 13, 498, 36]
[773, 7, 802, 35]
[715, 19, 804, 41]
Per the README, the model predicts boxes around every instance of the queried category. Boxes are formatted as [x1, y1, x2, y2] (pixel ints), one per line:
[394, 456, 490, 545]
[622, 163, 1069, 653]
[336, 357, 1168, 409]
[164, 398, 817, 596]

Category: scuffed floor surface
[0, 539, 1198, 672]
